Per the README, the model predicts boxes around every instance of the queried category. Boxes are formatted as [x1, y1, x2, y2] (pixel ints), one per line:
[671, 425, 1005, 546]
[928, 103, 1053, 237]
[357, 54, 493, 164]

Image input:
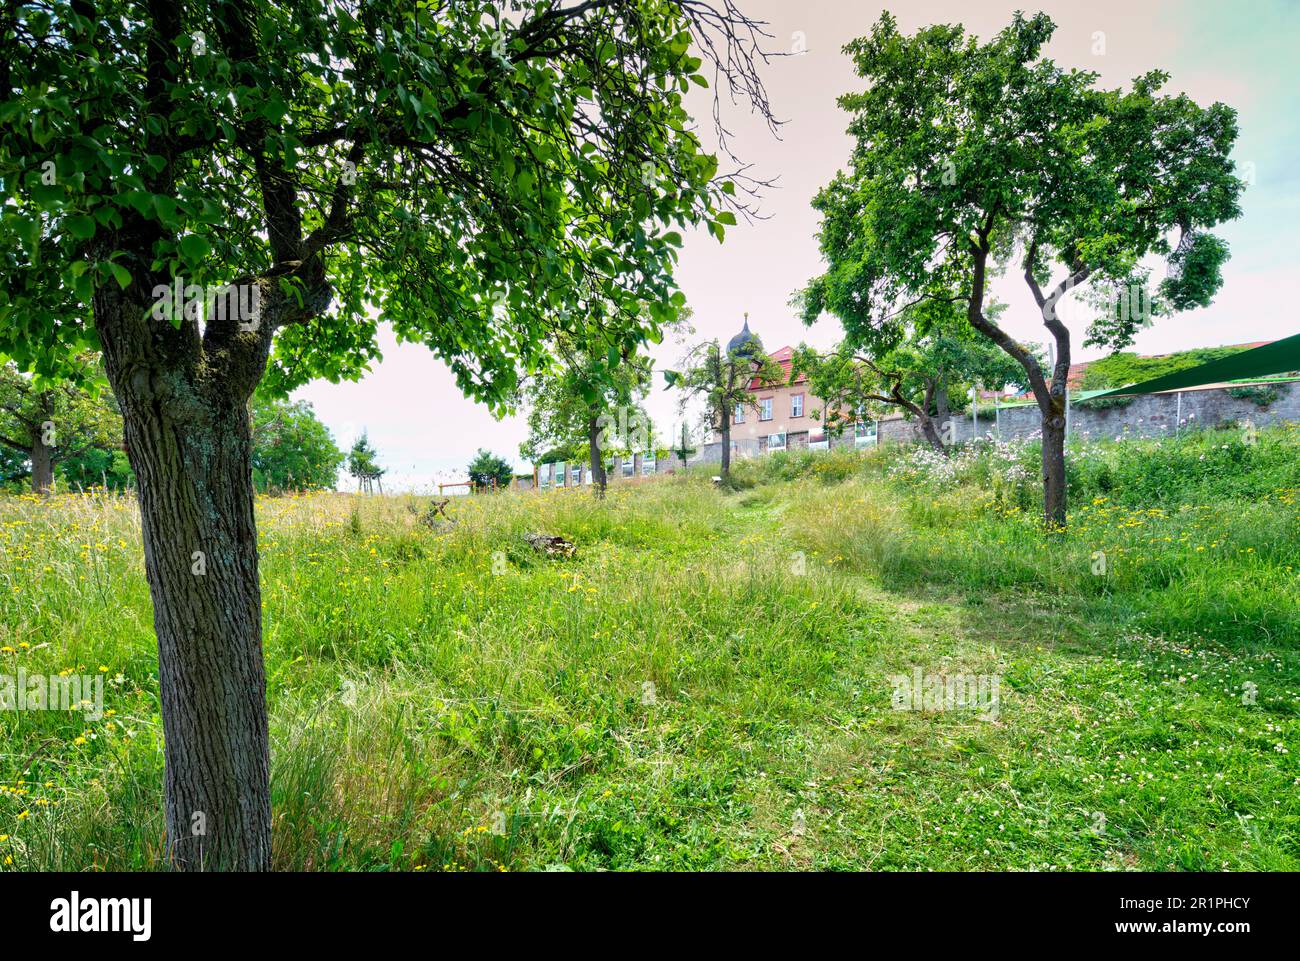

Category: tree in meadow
[0, 356, 121, 492]
[666, 324, 782, 483]
[668, 421, 698, 469]
[0, 0, 775, 868]
[346, 431, 384, 494]
[518, 328, 655, 494]
[251, 395, 344, 491]
[792, 310, 1030, 456]
[466, 448, 514, 492]
[801, 12, 1243, 527]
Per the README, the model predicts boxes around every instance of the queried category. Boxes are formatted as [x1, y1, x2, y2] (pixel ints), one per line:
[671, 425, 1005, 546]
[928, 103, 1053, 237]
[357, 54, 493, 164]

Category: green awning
[1093, 333, 1300, 397]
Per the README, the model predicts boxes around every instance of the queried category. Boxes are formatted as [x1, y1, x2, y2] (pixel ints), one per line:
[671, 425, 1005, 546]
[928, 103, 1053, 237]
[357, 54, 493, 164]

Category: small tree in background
[0, 357, 121, 493]
[666, 328, 782, 483]
[251, 396, 344, 491]
[793, 314, 1029, 456]
[518, 331, 655, 494]
[467, 449, 514, 492]
[346, 432, 385, 494]
[669, 421, 698, 469]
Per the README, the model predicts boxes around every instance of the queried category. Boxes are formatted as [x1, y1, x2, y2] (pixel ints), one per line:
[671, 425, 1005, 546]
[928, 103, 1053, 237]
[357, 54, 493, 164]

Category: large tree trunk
[120, 384, 270, 871]
[83, 0, 334, 852]
[30, 434, 54, 494]
[587, 414, 606, 495]
[92, 264, 315, 871]
[933, 381, 950, 427]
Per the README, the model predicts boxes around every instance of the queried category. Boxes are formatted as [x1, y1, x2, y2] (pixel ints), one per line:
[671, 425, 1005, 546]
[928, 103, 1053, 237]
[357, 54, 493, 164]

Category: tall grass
[1, 427, 1297, 871]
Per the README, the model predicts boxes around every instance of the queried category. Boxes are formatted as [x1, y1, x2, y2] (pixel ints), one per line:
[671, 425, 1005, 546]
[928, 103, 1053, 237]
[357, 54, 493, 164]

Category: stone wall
[526, 384, 1299, 486]
[876, 381, 1300, 446]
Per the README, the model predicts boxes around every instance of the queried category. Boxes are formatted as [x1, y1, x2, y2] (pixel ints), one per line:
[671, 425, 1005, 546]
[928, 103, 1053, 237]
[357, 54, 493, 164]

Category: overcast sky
[296, 0, 1300, 491]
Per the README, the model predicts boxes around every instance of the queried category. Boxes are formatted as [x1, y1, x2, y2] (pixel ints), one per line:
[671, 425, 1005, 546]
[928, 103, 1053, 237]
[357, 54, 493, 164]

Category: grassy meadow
[2, 424, 1298, 871]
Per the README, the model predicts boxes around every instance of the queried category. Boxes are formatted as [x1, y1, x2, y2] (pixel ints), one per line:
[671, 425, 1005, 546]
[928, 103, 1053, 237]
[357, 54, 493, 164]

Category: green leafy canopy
[666, 333, 783, 436]
[251, 395, 344, 490]
[799, 10, 1244, 365]
[467, 447, 514, 488]
[345, 430, 383, 480]
[0, 1, 772, 405]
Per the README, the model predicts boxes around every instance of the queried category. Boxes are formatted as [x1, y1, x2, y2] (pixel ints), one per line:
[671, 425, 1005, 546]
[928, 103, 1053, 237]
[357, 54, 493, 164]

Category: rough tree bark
[30, 434, 54, 494]
[918, 380, 948, 456]
[1040, 402, 1068, 528]
[95, 260, 329, 870]
[120, 369, 269, 871]
[917, 414, 948, 455]
[101, 308, 258, 868]
[933, 381, 951, 427]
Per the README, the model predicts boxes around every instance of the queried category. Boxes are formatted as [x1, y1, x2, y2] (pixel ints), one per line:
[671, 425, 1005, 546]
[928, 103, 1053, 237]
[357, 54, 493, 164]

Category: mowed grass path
[1, 463, 1297, 870]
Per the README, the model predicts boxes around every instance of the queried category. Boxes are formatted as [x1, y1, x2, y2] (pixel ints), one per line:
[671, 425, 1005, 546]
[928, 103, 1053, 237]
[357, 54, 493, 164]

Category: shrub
[728, 445, 867, 487]
[1074, 394, 1135, 410]
[1227, 385, 1279, 407]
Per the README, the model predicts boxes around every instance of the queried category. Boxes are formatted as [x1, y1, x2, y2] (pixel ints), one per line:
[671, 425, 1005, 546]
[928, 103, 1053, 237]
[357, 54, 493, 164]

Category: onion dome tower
[727, 312, 763, 357]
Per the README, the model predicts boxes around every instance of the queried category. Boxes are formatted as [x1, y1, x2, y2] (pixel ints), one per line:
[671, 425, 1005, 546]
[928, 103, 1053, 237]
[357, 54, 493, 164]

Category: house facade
[690, 322, 1300, 464]
[713, 320, 877, 456]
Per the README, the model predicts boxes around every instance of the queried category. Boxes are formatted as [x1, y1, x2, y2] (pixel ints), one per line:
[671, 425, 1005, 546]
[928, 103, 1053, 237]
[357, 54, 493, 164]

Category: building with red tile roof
[714, 321, 866, 454]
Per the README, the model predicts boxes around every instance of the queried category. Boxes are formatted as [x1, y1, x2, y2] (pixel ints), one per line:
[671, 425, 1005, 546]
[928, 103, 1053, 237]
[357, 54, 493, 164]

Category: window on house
[768, 432, 786, 451]
[642, 453, 655, 475]
[855, 419, 878, 447]
[734, 404, 745, 424]
[759, 398, 773, 421]
[791, 393, 804, 417]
